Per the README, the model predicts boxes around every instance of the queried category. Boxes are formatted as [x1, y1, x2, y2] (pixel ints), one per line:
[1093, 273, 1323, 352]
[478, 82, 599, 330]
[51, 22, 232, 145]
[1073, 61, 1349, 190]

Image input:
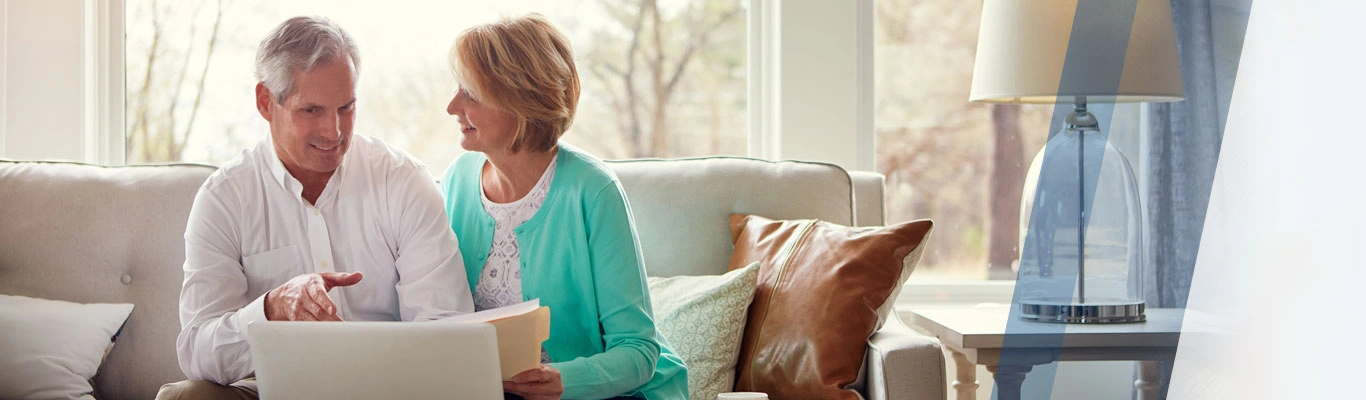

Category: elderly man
[156, 16, 474, 399]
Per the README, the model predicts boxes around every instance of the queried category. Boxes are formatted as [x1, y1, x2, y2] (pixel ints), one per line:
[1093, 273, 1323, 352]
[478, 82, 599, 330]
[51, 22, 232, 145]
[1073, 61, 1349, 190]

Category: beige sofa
[0, 157, 945, 400]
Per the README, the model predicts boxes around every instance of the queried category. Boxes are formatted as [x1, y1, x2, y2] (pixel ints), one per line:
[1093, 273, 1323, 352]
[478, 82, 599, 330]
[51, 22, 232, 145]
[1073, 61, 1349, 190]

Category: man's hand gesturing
[264, 272, 363, 321]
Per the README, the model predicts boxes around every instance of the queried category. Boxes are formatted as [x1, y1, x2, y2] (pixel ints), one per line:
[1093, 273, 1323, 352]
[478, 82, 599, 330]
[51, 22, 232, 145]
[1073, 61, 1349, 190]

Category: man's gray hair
[255, 16, 361, 102]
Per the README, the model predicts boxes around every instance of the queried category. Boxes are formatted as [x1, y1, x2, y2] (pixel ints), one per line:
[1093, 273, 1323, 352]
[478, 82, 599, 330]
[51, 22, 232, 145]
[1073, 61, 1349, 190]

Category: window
[874, 0, 1055, 281]
[124, 0, 747, 170]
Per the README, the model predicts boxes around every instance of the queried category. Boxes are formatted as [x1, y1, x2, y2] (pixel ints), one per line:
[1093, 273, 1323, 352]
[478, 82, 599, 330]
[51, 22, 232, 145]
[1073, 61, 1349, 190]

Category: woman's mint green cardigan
[439, 144, 688, 399]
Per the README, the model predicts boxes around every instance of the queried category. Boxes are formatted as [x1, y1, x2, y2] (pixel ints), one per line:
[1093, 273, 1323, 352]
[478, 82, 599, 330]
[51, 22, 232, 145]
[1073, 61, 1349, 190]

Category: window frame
[92, 0, 125, 165]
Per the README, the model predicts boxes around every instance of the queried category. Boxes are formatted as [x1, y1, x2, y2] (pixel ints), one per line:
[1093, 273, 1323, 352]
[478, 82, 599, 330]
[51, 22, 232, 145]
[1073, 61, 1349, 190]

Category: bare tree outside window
[875, 0, 1055, 280]
[126, 0, 231, 164]
[125, 0, 748, 169]
[580, 0, 746, 159]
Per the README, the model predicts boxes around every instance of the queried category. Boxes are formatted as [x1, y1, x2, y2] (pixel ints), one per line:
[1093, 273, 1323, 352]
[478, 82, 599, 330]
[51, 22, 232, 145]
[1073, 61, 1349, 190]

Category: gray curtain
[1141, 0, 1251, 397]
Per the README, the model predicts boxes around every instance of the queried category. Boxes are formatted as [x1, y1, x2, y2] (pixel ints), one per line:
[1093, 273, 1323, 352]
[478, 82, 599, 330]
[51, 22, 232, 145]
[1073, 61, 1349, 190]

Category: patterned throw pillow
[647, 262, 761, 400]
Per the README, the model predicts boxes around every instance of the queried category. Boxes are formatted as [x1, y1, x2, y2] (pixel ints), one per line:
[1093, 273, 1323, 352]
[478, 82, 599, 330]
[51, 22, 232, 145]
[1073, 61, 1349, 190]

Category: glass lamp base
[1020, 299, 1146, 324]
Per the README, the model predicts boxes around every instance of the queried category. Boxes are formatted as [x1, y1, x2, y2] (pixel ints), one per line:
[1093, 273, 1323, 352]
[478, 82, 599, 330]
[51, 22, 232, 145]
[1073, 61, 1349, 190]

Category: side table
[902, 304, 1182, 400]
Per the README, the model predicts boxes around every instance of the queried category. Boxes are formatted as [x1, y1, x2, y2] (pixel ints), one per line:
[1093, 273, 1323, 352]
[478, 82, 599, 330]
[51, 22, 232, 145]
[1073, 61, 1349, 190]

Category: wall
[1, 0, 86, 161]
[0, 1, 5, 156]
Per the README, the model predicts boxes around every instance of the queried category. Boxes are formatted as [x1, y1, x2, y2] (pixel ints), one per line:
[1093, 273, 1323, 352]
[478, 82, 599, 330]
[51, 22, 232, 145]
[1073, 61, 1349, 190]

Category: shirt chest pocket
[242, 245, 303, 295]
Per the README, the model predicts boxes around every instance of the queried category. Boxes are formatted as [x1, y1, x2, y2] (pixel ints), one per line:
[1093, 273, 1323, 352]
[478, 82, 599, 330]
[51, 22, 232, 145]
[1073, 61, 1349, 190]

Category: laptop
[247, 321, 503, 400]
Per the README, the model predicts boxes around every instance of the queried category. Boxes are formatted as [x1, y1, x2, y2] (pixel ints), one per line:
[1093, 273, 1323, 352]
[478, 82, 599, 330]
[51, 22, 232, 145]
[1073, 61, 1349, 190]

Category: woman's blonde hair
[450, 14, 580, 153]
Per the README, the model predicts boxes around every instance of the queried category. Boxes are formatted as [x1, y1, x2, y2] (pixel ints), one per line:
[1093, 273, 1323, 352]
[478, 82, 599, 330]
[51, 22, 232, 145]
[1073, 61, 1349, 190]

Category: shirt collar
[261, 139, 302, 199]
[260, 136, 356, 206]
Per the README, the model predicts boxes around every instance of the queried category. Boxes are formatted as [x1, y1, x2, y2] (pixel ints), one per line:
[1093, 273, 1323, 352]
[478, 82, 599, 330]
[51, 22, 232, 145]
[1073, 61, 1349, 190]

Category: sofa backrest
[0, 160, 215, 400]
[607, 157, 885, 277]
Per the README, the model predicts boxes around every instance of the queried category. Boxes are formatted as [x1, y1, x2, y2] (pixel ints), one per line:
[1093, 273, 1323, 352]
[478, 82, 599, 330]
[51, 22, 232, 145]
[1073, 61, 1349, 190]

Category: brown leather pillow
[728, 214, 933, 399]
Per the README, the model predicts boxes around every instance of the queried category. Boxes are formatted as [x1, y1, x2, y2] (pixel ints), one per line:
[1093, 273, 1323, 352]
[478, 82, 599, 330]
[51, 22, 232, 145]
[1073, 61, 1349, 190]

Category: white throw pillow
[647, 262, 760, 400]
[0, 294, 135, 400]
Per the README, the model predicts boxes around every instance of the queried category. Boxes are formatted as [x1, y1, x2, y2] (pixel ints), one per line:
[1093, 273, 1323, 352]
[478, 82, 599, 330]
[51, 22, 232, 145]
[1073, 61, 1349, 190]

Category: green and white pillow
[648, 262, 760, 400]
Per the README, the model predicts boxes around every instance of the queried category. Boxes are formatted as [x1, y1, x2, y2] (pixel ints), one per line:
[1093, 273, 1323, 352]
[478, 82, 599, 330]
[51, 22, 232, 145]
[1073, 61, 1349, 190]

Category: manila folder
[436, 300, 551, 380]
[489, 305, 551, 379]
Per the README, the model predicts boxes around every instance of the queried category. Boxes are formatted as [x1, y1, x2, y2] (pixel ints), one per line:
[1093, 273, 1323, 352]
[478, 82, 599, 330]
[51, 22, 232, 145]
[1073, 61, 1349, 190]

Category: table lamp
[969, 0, 1185, 323]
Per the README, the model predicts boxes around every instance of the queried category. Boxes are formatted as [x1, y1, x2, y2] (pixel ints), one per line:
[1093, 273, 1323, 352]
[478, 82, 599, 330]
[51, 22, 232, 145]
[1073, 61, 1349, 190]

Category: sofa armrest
[864, 314, 947, 400]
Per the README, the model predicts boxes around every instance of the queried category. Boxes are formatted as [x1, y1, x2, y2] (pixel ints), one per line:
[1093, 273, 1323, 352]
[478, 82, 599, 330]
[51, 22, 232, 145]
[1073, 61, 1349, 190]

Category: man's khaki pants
[156, 379, 258, 400]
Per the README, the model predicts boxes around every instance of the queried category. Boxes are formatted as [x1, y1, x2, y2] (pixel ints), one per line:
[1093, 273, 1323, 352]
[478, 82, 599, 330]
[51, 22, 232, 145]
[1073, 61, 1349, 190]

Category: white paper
[432, 299, 540, 325]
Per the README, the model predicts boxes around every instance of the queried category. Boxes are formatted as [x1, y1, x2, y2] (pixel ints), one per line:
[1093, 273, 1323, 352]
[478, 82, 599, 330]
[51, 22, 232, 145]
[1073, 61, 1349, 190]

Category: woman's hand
[503, 364, 563, 400]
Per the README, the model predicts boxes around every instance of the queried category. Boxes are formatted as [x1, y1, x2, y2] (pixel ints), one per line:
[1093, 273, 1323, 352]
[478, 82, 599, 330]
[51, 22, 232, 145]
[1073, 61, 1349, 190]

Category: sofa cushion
[647, 262, 760, 400]
[727, 214, 933, 399]
[0, 294, 135, 400]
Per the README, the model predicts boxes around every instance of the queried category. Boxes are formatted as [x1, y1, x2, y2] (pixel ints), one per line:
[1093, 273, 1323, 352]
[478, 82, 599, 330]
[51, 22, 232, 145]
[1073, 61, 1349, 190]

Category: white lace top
[475, 157, 557, 363]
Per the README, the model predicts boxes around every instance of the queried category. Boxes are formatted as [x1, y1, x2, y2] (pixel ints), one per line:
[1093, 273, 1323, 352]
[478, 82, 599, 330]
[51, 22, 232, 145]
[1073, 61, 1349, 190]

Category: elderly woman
[439, 14, 688, 400]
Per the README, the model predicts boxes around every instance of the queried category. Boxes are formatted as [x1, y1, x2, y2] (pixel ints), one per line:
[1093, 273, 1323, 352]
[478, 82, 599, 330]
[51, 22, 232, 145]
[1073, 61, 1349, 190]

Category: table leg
[1135, 360, 1161, 400]
[949, 349, 979, 400]
[986, 364, 1032, 400]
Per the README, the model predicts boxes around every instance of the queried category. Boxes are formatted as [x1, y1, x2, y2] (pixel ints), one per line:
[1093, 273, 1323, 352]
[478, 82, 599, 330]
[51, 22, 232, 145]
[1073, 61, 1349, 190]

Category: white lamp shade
[970, 0, 1185, 104]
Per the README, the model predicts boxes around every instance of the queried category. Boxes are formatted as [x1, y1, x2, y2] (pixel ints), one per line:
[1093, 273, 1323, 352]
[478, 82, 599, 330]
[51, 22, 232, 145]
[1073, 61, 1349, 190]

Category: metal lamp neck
[1066, 96, 1101, 132]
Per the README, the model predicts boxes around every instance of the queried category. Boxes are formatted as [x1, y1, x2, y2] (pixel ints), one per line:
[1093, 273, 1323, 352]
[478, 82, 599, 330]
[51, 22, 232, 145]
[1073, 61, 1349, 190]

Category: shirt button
[321, 261, 330, 267]
[313, 210, 320, 216]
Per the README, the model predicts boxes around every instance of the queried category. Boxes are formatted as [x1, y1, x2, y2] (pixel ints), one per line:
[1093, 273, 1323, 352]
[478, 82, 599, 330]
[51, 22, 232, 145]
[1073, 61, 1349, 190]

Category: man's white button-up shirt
[176, 136, 474, 384]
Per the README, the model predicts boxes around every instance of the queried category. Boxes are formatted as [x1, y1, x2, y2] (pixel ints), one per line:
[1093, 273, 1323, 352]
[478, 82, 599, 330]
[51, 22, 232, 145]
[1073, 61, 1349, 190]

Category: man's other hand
[264, 272, 363, 321]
